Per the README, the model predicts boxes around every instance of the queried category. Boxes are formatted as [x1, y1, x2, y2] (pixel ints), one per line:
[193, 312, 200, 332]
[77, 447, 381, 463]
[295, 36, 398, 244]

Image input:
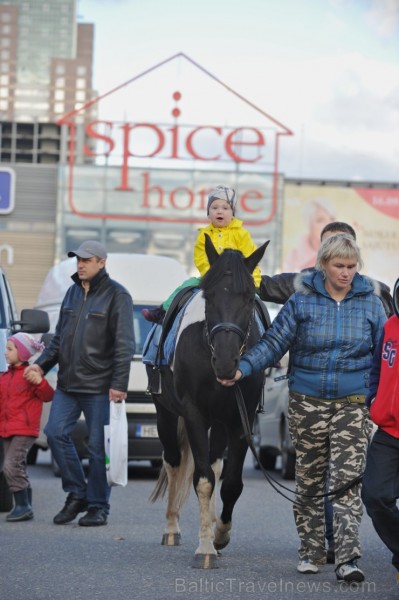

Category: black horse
[148, 235, 269, 568]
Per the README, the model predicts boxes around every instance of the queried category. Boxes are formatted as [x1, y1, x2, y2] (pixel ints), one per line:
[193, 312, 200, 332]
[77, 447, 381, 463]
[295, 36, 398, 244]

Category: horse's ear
[245, 240, 270, 274]
[205, 233, 220, 266]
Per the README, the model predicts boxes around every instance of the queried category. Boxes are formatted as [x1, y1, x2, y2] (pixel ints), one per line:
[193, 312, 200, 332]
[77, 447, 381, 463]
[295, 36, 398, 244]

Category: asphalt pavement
[0, 450, 397, 600]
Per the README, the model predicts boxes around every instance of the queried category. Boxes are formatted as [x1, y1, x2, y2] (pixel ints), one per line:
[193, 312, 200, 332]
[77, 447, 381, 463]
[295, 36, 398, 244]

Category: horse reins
[233, 384, 363, 506]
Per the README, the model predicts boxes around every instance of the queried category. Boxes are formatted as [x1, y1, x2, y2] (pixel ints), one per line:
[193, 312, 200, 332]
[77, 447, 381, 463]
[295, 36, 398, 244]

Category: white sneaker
[297, 559, 319, 574]
[336, 560, 364, 583]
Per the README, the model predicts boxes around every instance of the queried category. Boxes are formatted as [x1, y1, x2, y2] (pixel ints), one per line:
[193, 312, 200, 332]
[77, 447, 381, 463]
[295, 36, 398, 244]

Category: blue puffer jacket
[239, 270, 387, 399]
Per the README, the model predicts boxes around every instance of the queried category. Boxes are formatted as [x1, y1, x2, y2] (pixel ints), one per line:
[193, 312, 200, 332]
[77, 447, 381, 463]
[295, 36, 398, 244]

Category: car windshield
[133, 304, 155, 355]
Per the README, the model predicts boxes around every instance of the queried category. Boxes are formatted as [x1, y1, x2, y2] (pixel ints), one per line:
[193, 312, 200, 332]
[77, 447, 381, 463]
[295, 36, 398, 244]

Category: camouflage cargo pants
[288, 393, 372, 566]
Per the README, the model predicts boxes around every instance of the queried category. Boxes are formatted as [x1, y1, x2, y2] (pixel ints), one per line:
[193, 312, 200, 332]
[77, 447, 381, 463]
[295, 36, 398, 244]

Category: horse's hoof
[214, 538, 230, 551]
[191, 553, 219, 569]
[161, 533, 181, 546]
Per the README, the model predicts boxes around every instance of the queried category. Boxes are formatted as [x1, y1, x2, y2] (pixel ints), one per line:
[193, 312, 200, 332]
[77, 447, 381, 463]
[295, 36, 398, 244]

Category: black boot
[6, 489, 33, 522]
[53, 493, 88, 525]
[141, 307, 166, 324]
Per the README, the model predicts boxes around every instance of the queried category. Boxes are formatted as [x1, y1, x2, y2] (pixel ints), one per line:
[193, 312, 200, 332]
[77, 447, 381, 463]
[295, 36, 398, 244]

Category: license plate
[137, 424, 159, 438]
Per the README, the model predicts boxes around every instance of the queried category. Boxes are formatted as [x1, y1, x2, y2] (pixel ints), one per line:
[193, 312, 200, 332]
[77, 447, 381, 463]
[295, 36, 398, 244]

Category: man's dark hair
[320, 221, 356, 241]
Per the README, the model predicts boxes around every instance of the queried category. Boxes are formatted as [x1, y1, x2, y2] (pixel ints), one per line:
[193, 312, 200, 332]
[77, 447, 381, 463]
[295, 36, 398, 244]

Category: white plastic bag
[104, 400, 128, 487]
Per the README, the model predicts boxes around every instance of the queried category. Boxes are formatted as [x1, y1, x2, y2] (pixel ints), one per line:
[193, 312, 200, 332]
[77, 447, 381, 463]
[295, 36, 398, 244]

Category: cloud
[365, 0, 399, 37]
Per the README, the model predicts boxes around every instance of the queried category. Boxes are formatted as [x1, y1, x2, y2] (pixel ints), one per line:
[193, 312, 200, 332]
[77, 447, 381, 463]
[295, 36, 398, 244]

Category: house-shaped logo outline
[58, 52, 293, 225]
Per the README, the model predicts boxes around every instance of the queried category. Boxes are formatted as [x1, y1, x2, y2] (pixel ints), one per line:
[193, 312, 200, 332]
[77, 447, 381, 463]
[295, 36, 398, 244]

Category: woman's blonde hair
[316, 233, 364, 271]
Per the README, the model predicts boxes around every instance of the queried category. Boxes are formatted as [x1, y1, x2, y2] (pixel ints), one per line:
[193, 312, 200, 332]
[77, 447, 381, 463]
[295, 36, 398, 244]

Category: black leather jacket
[260, 270, 393, 317]
[36, 268, 135, 394]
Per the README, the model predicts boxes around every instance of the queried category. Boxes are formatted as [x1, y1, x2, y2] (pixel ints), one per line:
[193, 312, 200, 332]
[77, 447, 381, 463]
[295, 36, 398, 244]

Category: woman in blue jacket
[220, 233, 386, 583]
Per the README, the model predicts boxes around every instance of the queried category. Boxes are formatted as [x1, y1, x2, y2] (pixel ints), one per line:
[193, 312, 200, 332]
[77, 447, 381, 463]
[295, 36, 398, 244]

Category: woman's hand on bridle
[217, 370, 243, 386]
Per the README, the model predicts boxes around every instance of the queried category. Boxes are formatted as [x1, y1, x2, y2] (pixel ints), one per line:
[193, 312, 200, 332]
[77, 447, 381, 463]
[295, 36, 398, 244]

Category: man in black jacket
[25, 241, 135, 526]
[260, 222, 393, 318]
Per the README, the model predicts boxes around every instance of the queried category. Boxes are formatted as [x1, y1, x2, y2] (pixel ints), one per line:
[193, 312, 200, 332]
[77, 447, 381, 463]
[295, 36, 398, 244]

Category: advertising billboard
[282, 183, 399, 289]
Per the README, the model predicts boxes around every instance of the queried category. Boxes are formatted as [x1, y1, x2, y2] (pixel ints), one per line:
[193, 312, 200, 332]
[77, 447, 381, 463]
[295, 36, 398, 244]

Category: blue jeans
[44, 390, 111, 512]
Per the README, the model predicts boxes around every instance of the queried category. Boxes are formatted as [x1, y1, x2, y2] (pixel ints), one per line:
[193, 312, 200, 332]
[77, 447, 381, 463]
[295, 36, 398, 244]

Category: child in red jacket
[362, 277, 399, 581]
[0, 332, 54, 522]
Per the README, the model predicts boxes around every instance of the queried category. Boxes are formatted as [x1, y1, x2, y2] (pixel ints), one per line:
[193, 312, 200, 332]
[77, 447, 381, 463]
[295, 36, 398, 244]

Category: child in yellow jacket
[142, 185, 262, 323]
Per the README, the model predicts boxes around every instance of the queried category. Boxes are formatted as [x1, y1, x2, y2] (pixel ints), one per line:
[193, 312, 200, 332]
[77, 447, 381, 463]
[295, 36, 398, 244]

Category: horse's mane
[200, 249, 255, 295]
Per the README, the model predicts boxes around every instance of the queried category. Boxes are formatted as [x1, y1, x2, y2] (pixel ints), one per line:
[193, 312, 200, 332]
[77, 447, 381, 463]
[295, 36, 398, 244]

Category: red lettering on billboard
[83, 121, 115, 156]
[67, 169, 276, 226]
[185, 126, 222, 161]
[225, 128, 264, 162]
[82, 120, 266, 164]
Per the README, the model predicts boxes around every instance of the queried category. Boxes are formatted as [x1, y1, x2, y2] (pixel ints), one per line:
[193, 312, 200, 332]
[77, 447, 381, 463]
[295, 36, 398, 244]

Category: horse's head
[200, 234, 269, 380]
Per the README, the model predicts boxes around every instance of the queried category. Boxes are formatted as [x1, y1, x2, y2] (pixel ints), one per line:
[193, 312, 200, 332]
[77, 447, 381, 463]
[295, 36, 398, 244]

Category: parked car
[252, 306, 296, 480]
[30, 253, 188, 475]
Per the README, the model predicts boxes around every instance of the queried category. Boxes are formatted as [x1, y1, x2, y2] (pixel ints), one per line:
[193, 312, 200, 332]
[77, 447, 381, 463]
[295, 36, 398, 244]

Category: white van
[33, 253, 188, 471]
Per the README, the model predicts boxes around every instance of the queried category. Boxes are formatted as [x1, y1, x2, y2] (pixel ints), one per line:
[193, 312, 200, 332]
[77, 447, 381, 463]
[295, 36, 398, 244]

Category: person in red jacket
[0, 332, 53, 522]
[362, 277, 399, 582]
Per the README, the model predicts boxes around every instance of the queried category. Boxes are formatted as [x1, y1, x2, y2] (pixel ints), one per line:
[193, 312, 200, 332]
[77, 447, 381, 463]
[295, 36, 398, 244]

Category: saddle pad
[165, 291, 205, 365]
[142, 322, 163, 365]
[141, 291, 203, 367]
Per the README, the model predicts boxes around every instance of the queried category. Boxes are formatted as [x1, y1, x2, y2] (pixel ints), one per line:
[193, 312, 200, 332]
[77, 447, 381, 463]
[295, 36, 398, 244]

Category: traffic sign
[0, 168, 15, 214]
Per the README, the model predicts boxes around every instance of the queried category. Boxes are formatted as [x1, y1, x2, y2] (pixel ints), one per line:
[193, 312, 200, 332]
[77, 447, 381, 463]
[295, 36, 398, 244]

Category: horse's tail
[149, 462, 168, 503]
[149, 417, 194, 505]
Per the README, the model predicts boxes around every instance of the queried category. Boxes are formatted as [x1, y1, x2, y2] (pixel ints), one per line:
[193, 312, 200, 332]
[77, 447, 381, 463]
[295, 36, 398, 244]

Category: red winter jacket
[369, 316, 399, 438]
[0, 364, 54, 438]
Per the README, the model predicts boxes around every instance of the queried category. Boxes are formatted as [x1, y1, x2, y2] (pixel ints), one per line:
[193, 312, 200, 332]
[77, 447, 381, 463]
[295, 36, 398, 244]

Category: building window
[55, 65, 66, 75]
[55, 89, 65, 100]
[2, 25, 11, 34]
[0, 100, 8, 110]
[15, 101, 49, 109]
[55, 77, 65, 87]
[1, 37, 10, 47]
[76, 78, 86, 89]
[77, 66, 87, 76]
[0, 88, 8, 98]
[0, 75, 9, 85]
[0, 64, 9, 72]
[76, 90, 86, 102]
[0, 50, 9, 60]
[54, 102, 65, 114]
[1, 13, 11, 22]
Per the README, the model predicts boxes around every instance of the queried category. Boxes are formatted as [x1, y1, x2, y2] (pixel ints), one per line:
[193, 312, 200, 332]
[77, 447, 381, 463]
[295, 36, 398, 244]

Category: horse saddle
[142, 286, 199, 368]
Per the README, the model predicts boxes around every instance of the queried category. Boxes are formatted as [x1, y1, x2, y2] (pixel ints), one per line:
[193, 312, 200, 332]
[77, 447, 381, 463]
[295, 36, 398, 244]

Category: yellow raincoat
[194, 217, 262, 288]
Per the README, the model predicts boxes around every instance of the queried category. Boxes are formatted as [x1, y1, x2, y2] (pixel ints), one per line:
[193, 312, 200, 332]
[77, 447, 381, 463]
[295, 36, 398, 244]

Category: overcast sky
[78, 0, 399, 184]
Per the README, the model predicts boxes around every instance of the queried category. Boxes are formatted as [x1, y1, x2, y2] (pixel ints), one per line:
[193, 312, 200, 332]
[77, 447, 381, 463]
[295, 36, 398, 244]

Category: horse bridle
[205, 310, 254, 356]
